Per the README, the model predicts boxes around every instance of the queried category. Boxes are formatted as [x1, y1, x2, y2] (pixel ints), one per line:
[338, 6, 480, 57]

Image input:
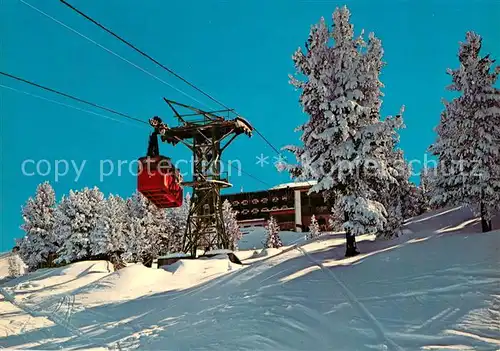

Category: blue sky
[1, 0, 498, 251]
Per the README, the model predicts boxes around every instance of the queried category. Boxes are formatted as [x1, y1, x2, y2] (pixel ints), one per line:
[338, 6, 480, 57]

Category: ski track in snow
[0, 287, 82, 338]
[295, 245, 404, 351]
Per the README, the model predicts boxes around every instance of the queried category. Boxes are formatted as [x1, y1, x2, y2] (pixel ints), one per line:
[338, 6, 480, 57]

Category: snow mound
[14, 281, 44, 292]
[82, 263, 170, 293]
[59, 260, 113, 276]
[163, 255, 235, 276]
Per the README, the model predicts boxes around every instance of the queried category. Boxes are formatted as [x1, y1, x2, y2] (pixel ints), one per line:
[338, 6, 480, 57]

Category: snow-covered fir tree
[286, 6, 403, 256]
[54, 187, 104, 264]
[375, 148, 418, 238]
[222, 200, 242, 250]
[163, 193, 190, 254]
[308, 214, 320, 239]
[265, 216, 283, 249]
[419, 165, 437, 212]
[328, 205, 344, 232]
[18, 182, 57, 270]
[402, 183, 426, 219]
[89, 194, 127, 267]
[430, 32, 500, 232]
[122, 191, 168, 267]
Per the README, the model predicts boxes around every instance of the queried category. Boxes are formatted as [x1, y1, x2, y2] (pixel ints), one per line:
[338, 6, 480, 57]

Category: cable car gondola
[137, 119, 183, 208]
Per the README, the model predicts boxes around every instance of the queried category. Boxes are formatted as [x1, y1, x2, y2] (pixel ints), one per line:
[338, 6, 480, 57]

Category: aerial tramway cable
[59, 0, 229, 112]
[0, 83, 138, 126]
[0, 71, 146, 124]
[57, 0, 283, 156]
[2, 71, 271, 188]
[18, 0, 213, 111]
[14, 1, 279, 188]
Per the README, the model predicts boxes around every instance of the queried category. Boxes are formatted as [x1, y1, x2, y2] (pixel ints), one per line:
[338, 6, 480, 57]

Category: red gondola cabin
[137, 155, 183, 208]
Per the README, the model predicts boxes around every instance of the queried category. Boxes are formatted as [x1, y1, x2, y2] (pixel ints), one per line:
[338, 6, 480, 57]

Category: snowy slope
[0, 208, 499, 350]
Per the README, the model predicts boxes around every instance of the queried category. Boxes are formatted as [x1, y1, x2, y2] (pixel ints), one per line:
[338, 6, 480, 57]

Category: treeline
[16, 182, 241, 271]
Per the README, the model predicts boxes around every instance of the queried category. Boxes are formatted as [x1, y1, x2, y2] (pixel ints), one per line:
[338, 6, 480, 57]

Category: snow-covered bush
[8, 253, 26, 278]
[18, 182, 58, 270]
[265, 217, 283, 249]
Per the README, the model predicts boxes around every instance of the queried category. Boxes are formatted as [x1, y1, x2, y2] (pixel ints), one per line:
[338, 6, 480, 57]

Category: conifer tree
[55, 187, 104, 264]
[18, 182, 57, 270]
[286, 6, 403, 256]
[122, 192, 167, 266]
[308, 215, 321, 239]
[222, 200, 242, 250]
[89, 194, 127, 267]
[265, 217, 283, 249]
[163, 193, 190, 254]
[419, 166, 437, 212]
[430, 32, 500, 232]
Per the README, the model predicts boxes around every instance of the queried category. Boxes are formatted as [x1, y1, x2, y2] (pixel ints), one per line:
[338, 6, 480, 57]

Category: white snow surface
[0, 206, 499, 350]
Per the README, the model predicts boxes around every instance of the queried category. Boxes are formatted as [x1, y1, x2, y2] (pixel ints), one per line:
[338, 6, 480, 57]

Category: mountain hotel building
[221, 181, 331, 232]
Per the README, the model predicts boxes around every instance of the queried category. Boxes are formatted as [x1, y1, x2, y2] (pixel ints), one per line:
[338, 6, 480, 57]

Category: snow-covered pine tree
[419, 165, 437, 211]
[89, 194, 127, 267]
[328, 204, 344, 232]
[402, 183, 426, 219]
[430, 32, 500, 232]
[122, 191, 167, 267]
[18, 181, 57, 270]
[222, 200, 242, 250]
[375, 148, 414, 238]
[308, 214, 320, 239]
[265, 216, 283, 249]
[163, 193, 190, 254]
[286, 6, 403, 256]
[54, 187, 104, 264]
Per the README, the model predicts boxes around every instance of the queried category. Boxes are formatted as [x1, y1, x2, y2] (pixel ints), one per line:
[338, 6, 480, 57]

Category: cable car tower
[150, 99, 253, 257]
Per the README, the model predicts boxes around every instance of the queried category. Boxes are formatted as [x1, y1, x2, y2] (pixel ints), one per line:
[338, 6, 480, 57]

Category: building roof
[270, 180, 317, 190]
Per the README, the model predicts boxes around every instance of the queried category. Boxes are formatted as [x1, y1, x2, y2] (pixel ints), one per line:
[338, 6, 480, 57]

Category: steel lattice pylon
[150, 99, 253, 257]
